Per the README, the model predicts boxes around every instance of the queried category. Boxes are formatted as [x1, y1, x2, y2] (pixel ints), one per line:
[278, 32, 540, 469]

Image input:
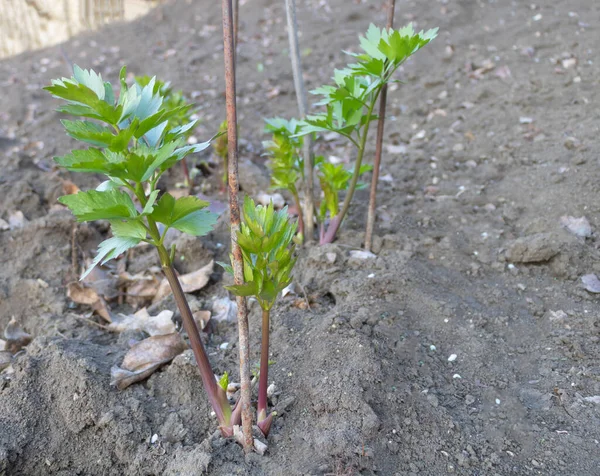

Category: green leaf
[58, 189, 138, 222]
[72, 65, 106, 100]
[170, 210, 218, 236]
[219, 372, 229, 391]
[110, 219, 147, 240]
[61, 120, 115, 148]
[54, 148, 125, 176]
[142, 190, 160, 215]
[224, 282, 258, 297]
[150, 193, 218, 236]
[81, 236, 140, 280]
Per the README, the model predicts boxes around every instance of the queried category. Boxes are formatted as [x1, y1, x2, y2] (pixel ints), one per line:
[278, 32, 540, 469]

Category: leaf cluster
[221, 196, 297, 310]
[46, 65, 219, 278]
[134, 75, 196, 138]
[316, 159, 372, 221]
[296, 24, 438, 143]
[262, 118, 304, 196]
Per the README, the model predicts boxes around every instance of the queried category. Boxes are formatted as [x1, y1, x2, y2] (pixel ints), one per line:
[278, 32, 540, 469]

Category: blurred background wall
[0, 0, 159, 59]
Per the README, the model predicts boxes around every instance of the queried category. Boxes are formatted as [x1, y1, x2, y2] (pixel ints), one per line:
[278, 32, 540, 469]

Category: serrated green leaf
[54, 148, 125, 176]
[81, 236, 140, 280]
[171, 210, 218, 236]
[110, 219, 147, 239]
[150, 194, 216, 237]
[73, 65, 106, 100]
[58, 189, 137, 222]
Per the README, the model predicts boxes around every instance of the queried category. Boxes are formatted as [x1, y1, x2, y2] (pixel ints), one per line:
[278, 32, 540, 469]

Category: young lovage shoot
[262, 118, 305, 241]
[221, 196, 297, 436]
[290, 24, 437, 244]
[135, 75, 197, 187]
[45, 65, 242, 436]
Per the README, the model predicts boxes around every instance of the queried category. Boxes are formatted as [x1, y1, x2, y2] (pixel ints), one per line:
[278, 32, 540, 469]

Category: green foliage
[134, 75, 196, 138]
[218, 371, 229, 392]
[263, 24, 436, 242]
[296, 24, 437, 142]
[46, 65, 220, 278]
[316, 160, 372, 221]
[221, 196, 297, 310]
[263, 118, 304, 196]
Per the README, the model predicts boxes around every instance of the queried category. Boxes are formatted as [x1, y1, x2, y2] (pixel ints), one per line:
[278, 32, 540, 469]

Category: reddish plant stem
[364, 0, 396, 251]
[257, 308, 270, 420]
[320, 95, 378, 244]
[221, 0, 253, 452]
[233, 0, 239, 53]
[161, 259, 231, 429]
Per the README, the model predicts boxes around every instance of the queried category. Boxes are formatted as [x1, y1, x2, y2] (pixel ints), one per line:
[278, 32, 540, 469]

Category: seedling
[263, 117, 305, 240]
[135, 75, 196, 188]
[45, 65, 241, 436]
[316, 159, 371, 242]
[221, 196, 297, 436]
[295, 24, 437, 244]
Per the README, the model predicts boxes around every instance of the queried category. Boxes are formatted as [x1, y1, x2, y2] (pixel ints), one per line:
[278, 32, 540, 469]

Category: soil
[1, 0, 600, 474]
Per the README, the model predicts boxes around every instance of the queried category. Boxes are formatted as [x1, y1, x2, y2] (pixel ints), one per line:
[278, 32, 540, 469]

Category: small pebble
[448, 354, 457, 362]
[495, 398, 501, 405]
[151, 434, 158, 444]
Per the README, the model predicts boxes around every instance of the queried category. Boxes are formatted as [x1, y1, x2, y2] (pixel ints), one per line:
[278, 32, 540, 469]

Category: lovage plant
[292, 23, 437, 244]
[221, 196, 297, 437]
[45, 65, 241, 436]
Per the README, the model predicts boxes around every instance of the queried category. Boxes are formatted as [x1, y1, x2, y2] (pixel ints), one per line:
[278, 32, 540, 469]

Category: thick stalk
[364, 0, 396, 251]
[257, 308, 272, 436]
[285, 0, 315, 242]
[233, 0, 239, 54]
[221, 0, 254, 452]
[321, 96, 379, 244]
[160, 254, 231, 428]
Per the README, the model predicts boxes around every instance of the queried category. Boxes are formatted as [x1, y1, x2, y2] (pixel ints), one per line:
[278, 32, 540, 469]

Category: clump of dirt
[2, 0, 600, 474]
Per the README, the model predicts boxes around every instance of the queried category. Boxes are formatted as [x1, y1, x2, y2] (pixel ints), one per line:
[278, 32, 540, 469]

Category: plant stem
[320, 94, 379, 244]
[285, 0, 315, 242]
[291, 189, 305, 241]
[233, 0, 239, 55]
[221, 0, 254, 452]
[364, 0, 396, 251]
[257, 308, 273, 436]
[161, 254, 232, 428]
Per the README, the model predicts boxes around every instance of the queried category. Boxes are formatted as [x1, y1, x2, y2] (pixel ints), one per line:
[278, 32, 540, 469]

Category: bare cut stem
[321, 94, 379, 244]
[285, 0, 314, 242]
[257, 308, 273, 436]
[364, 0, 396, 251]
[221, 0, 253, 452]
